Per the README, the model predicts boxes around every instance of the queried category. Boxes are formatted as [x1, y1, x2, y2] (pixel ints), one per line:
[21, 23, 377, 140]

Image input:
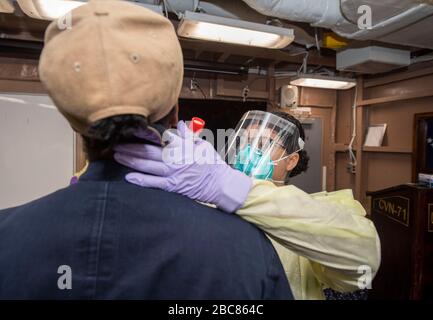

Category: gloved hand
[114, 121, 252, 213]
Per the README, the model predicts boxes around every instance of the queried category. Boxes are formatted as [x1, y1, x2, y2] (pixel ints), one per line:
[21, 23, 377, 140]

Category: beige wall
[274, 62, 433, 212]
[335, 62, 433, 211]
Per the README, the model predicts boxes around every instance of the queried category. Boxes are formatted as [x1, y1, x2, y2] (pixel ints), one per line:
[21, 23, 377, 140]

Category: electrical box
[279, 85, 299, 109]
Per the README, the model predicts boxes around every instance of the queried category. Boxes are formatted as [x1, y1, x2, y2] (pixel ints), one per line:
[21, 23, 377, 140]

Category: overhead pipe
[337, 3, 433, 40]
[241, 0, 433, 42]
[137, 0, 268, 22]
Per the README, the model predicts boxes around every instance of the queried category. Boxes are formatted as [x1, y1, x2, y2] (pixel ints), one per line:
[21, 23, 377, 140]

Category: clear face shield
[225, 110, 305, 182]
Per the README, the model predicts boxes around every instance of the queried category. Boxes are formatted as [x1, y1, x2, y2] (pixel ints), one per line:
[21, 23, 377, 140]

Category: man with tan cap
[0, 0, 292, 299]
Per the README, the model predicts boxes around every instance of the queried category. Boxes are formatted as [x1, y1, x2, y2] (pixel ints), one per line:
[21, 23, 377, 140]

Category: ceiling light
[17, 0, 163, 20]
[0, 0, 15, 13]
[178, 11, 294, 49]
[17, 0, 86, 20]
[290, 74, 356, 90]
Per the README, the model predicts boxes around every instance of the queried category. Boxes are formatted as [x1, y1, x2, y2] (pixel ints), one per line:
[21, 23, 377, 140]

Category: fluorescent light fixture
[17, 0, 163, 20]
[290, 74, 356, 90]
[17, 0, 86, 20]
[0, 0, 15, 13]
[178, 11, 294, 49]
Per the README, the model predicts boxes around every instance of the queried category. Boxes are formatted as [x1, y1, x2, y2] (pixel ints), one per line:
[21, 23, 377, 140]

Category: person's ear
[285, 153, 300, 172]
[169, 103, 179, 127]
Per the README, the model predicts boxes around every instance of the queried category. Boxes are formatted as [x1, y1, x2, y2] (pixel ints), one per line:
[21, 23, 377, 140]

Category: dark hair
[83, 107, 176, 161]
[271, 112, 309, 182]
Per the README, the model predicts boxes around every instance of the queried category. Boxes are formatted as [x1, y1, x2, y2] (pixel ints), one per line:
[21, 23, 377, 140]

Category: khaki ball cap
[39, 0, 184, 136]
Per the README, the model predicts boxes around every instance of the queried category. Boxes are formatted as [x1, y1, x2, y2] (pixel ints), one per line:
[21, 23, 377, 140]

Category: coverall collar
[79, 159, 134, 182]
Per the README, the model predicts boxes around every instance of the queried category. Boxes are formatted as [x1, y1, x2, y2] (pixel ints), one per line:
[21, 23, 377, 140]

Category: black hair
[271, 112, 310, 182]
[83, 107, 176, 161]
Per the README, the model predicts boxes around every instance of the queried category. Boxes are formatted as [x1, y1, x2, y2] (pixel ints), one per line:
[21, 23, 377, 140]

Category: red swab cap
[190, 117, 205, 133]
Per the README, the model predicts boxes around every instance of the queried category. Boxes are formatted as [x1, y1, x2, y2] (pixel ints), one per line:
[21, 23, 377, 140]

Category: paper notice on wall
[364, 124, 387, 147]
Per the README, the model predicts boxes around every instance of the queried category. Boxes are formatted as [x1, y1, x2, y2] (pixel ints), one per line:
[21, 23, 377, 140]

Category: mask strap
[270, 179, 285, 185]
[272, 148, 302, 165]
[271, 136, 305, 165]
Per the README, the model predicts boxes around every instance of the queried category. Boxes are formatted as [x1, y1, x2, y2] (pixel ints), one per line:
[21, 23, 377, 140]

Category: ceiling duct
[242, 0, 433, 49]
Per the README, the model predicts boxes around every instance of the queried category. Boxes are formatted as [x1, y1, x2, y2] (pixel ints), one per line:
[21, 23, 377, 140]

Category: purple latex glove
[114, 121, 252, 213]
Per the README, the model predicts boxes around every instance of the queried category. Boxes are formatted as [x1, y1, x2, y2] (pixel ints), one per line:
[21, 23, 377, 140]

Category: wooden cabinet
[368, 184, 433, 300]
